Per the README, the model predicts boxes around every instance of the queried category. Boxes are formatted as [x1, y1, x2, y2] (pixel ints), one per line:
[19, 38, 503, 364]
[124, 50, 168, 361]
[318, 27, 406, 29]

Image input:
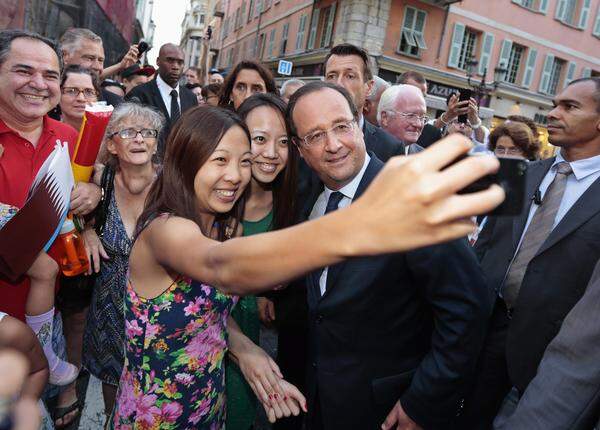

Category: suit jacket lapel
[511, 158, 554, 250]
[150, 79, 169, 120]
[321, 155, 384, 300]
[536, 175, 600, 256]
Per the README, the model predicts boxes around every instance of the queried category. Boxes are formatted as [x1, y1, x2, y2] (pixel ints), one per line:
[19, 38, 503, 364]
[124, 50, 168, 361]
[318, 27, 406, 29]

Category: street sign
[278, 60, 293, 76]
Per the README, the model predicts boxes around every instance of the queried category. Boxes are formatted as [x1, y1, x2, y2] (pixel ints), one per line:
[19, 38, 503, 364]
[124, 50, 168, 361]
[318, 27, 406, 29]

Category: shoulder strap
[95, 165, 115, 235]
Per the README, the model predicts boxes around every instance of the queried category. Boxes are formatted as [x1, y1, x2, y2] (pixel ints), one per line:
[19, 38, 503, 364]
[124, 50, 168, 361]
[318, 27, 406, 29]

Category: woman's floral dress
[112, 276, 237, 429]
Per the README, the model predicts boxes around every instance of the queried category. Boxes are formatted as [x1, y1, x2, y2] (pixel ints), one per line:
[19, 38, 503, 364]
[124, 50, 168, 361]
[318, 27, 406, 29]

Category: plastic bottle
[56, 218, 90, 276]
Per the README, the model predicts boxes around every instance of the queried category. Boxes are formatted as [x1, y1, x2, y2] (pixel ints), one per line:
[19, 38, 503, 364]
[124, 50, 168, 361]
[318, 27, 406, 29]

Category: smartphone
[458, 89, 472, 124]
[137, 41, 149, 58]
[458, 156, 527, 216]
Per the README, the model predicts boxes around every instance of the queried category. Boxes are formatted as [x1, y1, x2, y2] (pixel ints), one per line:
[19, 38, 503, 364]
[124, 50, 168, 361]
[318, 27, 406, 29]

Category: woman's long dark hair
[218, 61, 278, 109]
[136, 106, 251, 242]
[237, 93, 298, 230]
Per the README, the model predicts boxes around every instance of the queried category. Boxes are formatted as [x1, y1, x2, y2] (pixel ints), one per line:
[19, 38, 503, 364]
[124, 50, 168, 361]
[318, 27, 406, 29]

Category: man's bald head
[156, 43, 184, 87]
[378, 84, 427, 144]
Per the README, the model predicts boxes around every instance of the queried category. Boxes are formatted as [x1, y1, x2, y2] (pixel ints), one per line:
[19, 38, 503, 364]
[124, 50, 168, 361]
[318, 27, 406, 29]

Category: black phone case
[459, 157, 527, 216]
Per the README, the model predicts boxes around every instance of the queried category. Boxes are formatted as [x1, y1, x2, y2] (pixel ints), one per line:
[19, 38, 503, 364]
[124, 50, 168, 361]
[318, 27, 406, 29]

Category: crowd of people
[0, 24, 599, 430]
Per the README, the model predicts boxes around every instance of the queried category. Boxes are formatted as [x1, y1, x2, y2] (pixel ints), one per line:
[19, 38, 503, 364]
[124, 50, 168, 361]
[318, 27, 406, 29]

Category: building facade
[135, 0, 156, 63]
[5, 0, 138, 65]
[181, 0, 218, 74]
[212, 0, 600, 150]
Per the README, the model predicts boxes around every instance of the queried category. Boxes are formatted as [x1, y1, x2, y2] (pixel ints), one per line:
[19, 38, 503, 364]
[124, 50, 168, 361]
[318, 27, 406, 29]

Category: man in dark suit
[459, 77, 600, 429]
[126, 43, 197, 158]
[286, 81, 491, 430]
[324, 44, 404, 160]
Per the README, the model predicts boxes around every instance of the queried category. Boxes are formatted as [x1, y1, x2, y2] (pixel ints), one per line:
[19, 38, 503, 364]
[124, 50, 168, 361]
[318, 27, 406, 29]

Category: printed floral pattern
[113, 277, 237, 429]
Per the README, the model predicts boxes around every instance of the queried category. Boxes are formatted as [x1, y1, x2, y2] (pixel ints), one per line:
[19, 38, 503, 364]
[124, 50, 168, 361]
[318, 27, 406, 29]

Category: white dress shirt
[520, 150, 600, 239]
[308, 154, 371, 296]
[155, 74, 180, 117]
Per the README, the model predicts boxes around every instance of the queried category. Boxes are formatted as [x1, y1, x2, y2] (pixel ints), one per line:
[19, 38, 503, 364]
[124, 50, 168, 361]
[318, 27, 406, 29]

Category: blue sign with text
[278, 60, 293, 76]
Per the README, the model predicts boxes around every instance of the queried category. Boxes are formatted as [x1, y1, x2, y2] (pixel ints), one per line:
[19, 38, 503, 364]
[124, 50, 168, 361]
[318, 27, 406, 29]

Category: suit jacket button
[312, 362, 317, 368]
[317, 315, 323, 323]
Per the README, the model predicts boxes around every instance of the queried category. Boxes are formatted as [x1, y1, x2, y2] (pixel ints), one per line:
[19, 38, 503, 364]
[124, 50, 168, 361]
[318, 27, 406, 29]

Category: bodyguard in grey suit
[378, 84, 429, 155]
[458, 77, 600, 428]
[494, 259, 600, 430]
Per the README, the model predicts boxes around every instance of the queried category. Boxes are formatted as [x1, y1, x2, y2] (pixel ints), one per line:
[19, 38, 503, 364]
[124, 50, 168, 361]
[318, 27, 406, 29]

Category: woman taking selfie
[112, 106, 503, 428]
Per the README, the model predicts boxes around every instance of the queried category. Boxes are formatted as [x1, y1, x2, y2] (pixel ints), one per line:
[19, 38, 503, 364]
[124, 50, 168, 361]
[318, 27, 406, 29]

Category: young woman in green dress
[226, 93, 298, 429]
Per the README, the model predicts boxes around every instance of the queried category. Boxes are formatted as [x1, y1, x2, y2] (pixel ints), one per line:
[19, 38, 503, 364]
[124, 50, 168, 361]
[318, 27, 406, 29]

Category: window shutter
[323, 2, 337, 47]
[555, 0, 567, 21]
[447, 22, 465, 68]
[582, 67, 592, 77]
[412, 10, 428, 50]
[564, 61, 577, 88]
[594, 7, 600, 36]
[403, 7, 416, 29]
[307, 8, 320, 50]
[539, 0, 549, 13]
[415, 10, 426, 32]
[539, 53, 555, 93]
[579, 0, 592, 28]
[478, 33, 495, 76]
[498, 39, 513, 70]
[296, 15, 306, 50]
[522, 48, 538, 88]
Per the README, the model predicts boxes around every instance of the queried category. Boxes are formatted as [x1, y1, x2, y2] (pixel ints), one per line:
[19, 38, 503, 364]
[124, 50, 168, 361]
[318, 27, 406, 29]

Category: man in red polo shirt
[0, 30, 100, 319]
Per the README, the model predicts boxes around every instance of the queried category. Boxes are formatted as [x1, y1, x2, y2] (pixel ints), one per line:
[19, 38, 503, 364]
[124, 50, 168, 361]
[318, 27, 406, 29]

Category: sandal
[53, 398, 82, 429]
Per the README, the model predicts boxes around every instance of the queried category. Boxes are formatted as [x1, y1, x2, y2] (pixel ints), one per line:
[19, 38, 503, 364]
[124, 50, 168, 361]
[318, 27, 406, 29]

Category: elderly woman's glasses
[110, 128, 159, 139]
[62, 87, 98, 100]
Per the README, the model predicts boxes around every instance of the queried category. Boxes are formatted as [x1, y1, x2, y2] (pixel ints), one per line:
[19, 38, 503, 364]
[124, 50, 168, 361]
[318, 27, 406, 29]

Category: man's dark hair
[324, 43, 373, 81]
[286, 81, 359, 138]
[0, 29, 63, 72]
[101, 79, 125, 92]
[202, 83, 222, 98]
[567, 77, 600, 113]
[398, 71, 426, 85]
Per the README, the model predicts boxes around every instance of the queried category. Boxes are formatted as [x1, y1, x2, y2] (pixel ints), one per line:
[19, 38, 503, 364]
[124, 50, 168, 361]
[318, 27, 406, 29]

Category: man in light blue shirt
[460, 77, 600, 429]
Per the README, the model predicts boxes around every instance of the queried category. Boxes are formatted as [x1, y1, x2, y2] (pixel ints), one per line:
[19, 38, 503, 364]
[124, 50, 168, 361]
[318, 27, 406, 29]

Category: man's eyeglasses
[296, 120, 356, 147]
[387, 111, 429, 124]
[62, 87, 98, 100]
[109, 128, 159, 139]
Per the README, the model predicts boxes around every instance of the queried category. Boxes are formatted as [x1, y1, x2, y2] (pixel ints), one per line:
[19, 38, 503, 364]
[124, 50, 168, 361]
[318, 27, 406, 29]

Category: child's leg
[25, 253, 78, 386]
[0, 315, 49, 399]
[25, 252, 58, 316]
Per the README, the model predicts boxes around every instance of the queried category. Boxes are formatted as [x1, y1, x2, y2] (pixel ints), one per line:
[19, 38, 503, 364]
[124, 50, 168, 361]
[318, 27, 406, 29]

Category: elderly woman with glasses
[81, 103, 163, 422]
[59, 65, 100, 131]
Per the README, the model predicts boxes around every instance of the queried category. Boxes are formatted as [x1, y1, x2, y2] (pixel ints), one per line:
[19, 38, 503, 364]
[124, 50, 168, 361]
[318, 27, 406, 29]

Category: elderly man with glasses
[378, 85, 427, 155]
